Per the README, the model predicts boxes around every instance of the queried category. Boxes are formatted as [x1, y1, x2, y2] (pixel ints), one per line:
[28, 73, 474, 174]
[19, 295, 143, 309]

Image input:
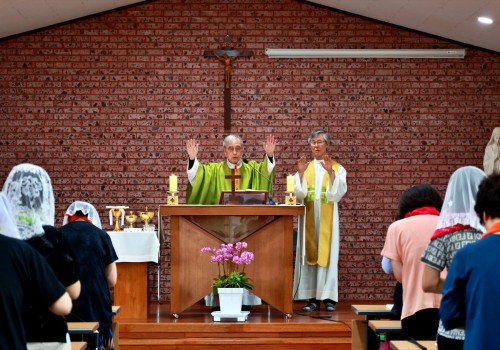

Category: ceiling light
[265, 48, 466, 59]
[477, 17, 493, 24]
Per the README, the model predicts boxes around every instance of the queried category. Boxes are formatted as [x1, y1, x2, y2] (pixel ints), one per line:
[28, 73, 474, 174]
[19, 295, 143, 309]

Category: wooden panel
[165, 205, 303, 315]
[114, 262, 148, 320]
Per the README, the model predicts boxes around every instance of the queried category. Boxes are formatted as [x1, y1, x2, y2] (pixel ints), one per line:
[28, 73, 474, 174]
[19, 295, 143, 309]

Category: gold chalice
[139, 206, 155, 229]
[125, 211, 138, 229]
[112, 208, 123, 231]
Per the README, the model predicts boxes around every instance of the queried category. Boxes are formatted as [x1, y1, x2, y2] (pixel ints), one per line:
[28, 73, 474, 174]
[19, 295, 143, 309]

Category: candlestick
[286, 175, 295, 193]
[169, 174, 178, 192]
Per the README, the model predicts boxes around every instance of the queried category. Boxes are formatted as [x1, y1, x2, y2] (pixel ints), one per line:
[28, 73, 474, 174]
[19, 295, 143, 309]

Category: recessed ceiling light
[478, 17, 493, 24]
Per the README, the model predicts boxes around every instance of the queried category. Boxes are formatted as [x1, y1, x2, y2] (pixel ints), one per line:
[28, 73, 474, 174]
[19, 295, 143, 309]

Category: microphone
[242, 158, 275, 205]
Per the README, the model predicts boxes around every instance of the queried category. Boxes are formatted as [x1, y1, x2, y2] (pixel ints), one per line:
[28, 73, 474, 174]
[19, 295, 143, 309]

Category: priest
[186, 134, 276, 205]
[185, 133, 276, 309]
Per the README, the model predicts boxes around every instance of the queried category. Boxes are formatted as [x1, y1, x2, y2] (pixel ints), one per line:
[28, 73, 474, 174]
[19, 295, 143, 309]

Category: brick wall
[0, 0, 499, 302]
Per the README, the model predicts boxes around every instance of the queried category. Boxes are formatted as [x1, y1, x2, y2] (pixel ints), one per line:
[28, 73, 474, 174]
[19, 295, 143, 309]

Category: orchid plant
[201, 241, 254, 293]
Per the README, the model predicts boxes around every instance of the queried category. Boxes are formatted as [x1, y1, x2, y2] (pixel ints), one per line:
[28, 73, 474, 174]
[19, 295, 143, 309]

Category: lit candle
[286, 175, 295, 193]
[169, 174, 178, 192]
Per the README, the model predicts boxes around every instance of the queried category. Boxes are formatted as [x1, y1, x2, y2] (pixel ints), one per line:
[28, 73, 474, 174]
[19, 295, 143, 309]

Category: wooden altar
[159, 205, 304, 316]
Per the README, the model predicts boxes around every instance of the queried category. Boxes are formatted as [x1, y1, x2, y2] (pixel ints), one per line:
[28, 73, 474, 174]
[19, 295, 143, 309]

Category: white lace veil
[2, 163, 55, 240]
[436, 166, 486, 232]
[63, 200, 102, 229]
[0, 193, 21, 239]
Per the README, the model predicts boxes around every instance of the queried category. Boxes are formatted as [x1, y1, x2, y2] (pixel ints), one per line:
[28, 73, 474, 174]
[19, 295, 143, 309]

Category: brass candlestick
[285, 193, 297, 205]
[167, 192, 178, 205]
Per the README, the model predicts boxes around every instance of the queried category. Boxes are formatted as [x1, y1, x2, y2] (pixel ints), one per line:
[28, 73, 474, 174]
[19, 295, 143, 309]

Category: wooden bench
[112, 305, 121, 315]
[112, 305, 121, 350]
[368, 320, 402, 334]
[390, 340, 437, 350]
[351, 304, 395, 350]
[71, 341, 87, 350]
[68, 322, 99, 350]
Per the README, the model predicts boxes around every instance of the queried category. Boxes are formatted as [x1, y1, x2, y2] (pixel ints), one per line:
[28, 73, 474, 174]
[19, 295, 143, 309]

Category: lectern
[159, 205, 304, 316]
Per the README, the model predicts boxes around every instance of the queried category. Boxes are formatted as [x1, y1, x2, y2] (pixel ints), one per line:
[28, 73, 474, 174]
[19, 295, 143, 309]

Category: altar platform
[116, 300, 369, 350]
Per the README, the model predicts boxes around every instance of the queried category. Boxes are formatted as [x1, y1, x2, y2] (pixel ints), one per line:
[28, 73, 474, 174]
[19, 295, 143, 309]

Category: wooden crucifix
[204, 36, 253, 131]
[224, 168, 241, 204]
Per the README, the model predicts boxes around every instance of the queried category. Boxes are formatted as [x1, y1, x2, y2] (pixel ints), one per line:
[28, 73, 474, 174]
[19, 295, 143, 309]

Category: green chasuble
[187, 156, 275, 205]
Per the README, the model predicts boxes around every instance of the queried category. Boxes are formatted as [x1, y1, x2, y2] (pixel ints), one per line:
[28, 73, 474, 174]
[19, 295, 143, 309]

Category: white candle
[286, 175, 295, 193]
[169, 174, 178, 192]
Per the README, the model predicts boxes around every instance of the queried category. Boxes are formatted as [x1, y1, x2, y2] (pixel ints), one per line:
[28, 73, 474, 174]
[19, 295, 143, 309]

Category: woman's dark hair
[474, 174, 500, 225]
[396, 185, 443, 220]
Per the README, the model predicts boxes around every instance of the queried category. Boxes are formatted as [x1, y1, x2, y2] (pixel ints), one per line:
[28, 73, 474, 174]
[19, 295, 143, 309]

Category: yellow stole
[304, 160, 339, 267]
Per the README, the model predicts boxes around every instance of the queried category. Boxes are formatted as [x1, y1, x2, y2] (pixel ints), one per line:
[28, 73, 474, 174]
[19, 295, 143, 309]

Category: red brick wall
[0, 0, 499, 302]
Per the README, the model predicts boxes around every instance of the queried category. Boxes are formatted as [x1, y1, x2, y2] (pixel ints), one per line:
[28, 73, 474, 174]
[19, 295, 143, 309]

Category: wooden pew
[351, 304, 395, 350]
[390, 340, 437, 350]
[68, 322, 99, 350]
[368, 320, 402, 334]
[112, 305, 121, 350]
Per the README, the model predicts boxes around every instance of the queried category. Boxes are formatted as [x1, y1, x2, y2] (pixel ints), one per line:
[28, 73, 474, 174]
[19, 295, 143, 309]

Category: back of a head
[2, 163, 55, 239]
[436, 166, 486, 231]
[475, 174, 500, 223]
[397, 185, 443, 220]
[63, 200, 102, 229]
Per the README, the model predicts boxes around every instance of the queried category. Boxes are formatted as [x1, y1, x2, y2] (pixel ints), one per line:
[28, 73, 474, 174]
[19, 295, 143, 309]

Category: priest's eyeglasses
[310, 140, 326, 146]
[226, 146, 242, 152]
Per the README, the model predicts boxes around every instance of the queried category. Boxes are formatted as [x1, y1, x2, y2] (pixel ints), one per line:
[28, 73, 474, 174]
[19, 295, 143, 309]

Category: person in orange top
[381, 185, 443, 340]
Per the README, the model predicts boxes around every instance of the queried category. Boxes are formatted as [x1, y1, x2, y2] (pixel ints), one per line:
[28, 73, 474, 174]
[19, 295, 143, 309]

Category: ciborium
[125, 211, 138, 229]
[139, 206, 155, 230]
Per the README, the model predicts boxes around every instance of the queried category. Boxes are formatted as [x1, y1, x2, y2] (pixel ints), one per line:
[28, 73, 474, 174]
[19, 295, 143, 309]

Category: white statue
[483, 127, 500, 175]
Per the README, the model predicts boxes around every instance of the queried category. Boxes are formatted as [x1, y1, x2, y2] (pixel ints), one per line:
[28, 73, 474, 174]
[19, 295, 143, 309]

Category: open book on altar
[219, 190, 268, 205]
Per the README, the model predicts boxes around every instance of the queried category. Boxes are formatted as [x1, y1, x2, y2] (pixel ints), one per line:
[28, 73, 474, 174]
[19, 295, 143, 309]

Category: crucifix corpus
[204, 36, 253, 130]
[224, 168, 241, 204]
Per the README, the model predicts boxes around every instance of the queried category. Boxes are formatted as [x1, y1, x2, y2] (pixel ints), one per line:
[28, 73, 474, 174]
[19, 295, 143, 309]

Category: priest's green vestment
[187, 156, 275, 205]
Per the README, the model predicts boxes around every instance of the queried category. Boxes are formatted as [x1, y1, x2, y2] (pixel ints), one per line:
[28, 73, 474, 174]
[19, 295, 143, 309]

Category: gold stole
[304, 161, 339, 267]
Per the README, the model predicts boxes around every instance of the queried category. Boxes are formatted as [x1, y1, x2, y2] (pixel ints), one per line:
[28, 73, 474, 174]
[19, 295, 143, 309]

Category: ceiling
[0, 0, 498, 53]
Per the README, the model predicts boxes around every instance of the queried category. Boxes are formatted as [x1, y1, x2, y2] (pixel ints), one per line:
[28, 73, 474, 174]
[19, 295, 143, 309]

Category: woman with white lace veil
[63, 200, 103, 228]
[61, 200, 118, 350]
[2, 163, 80, 350]
[421, 166, 486, 350]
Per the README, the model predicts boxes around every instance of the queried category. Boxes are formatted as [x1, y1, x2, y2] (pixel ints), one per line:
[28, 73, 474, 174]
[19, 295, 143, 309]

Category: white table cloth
[107, 230, 160, 263]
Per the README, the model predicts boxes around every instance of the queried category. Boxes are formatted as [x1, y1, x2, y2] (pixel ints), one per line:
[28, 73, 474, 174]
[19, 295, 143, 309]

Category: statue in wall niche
[483, 127, 500, 175]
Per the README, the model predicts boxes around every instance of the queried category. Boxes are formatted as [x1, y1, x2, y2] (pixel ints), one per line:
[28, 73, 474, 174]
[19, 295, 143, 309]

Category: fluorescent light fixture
[265, 48, 466, 59]
[477, 16, 493, 24]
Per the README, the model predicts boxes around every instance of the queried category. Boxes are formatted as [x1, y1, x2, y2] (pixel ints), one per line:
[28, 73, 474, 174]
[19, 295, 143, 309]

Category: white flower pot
[217, 288, 244, 314]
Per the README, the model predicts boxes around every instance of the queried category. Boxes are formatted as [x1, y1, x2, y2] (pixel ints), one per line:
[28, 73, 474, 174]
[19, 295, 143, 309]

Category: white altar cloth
[107, 230, 160, 263]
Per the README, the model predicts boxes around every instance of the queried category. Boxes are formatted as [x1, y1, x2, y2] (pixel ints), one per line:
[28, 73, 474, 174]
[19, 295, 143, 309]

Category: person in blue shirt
[440, 173, 500, 349]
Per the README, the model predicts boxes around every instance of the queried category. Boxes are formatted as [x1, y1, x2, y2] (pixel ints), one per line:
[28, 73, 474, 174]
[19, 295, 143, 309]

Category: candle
[169, 174, 178, 192]
[286, 175, 295, 193]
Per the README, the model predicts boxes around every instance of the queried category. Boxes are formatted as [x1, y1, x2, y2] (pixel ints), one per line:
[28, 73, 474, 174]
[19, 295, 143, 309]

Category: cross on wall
[204, 36, 253, 131]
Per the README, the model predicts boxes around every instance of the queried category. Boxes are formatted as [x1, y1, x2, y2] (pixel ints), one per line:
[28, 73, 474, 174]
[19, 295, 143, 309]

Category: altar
[159, 204, 304, 317]
[107, 230, 160, 320]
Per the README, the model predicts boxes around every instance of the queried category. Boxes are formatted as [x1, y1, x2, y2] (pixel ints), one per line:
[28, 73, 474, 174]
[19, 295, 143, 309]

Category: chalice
[125, 211, 138, 229]
[112, 208, 124, 231]
[139, 206, 155, 230]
